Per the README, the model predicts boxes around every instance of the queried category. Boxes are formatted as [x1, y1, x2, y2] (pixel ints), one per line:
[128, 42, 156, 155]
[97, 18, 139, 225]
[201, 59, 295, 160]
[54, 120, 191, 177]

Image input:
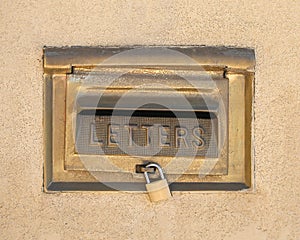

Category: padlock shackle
[144, 163, 165, 184]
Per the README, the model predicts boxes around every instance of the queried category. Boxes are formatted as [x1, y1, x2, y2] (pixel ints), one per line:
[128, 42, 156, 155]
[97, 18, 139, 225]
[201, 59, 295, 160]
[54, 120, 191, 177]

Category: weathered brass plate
[76, 110, 218, 157]
[44, 46, 254, 191]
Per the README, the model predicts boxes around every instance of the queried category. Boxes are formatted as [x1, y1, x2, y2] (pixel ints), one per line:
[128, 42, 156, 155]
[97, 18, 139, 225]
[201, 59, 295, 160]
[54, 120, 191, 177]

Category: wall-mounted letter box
[44, 46, 255, 191]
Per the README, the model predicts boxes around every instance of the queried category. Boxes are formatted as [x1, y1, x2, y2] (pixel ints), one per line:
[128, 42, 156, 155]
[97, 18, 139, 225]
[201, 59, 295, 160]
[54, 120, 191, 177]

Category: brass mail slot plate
[44, 46, 254, 191]
[76, 109, 218, 157]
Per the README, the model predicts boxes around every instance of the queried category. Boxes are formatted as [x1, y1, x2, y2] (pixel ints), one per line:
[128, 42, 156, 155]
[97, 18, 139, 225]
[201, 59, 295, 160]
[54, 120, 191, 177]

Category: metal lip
[43, 46, 255, 73]
[46, 181, 250, 192]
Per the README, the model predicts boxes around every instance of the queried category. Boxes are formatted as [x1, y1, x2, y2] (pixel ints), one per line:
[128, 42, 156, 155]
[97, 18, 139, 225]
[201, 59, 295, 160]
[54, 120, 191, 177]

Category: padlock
[144, 163, 172, 202]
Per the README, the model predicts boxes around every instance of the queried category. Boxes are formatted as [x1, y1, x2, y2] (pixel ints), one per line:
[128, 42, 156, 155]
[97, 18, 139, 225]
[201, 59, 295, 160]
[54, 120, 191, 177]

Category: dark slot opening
[80, 108, 216, 119]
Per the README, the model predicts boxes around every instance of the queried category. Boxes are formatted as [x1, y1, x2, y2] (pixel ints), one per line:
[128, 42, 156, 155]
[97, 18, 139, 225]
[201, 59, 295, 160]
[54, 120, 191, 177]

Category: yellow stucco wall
[0, 1, 299, 239]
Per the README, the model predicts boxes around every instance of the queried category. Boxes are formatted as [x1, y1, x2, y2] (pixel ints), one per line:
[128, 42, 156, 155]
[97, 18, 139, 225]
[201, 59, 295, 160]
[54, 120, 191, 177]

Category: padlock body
[145, 179, 171, 202]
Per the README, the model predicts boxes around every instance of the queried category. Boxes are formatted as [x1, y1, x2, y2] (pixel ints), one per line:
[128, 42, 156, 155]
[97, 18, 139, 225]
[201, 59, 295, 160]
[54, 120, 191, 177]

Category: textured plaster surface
[0, 0, 299, 239]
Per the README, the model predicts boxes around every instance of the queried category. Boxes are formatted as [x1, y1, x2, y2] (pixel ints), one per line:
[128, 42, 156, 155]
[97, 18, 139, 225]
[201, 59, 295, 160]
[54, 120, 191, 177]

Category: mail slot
[44, 46, 254, 191]
[77, 109, 218, 157]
